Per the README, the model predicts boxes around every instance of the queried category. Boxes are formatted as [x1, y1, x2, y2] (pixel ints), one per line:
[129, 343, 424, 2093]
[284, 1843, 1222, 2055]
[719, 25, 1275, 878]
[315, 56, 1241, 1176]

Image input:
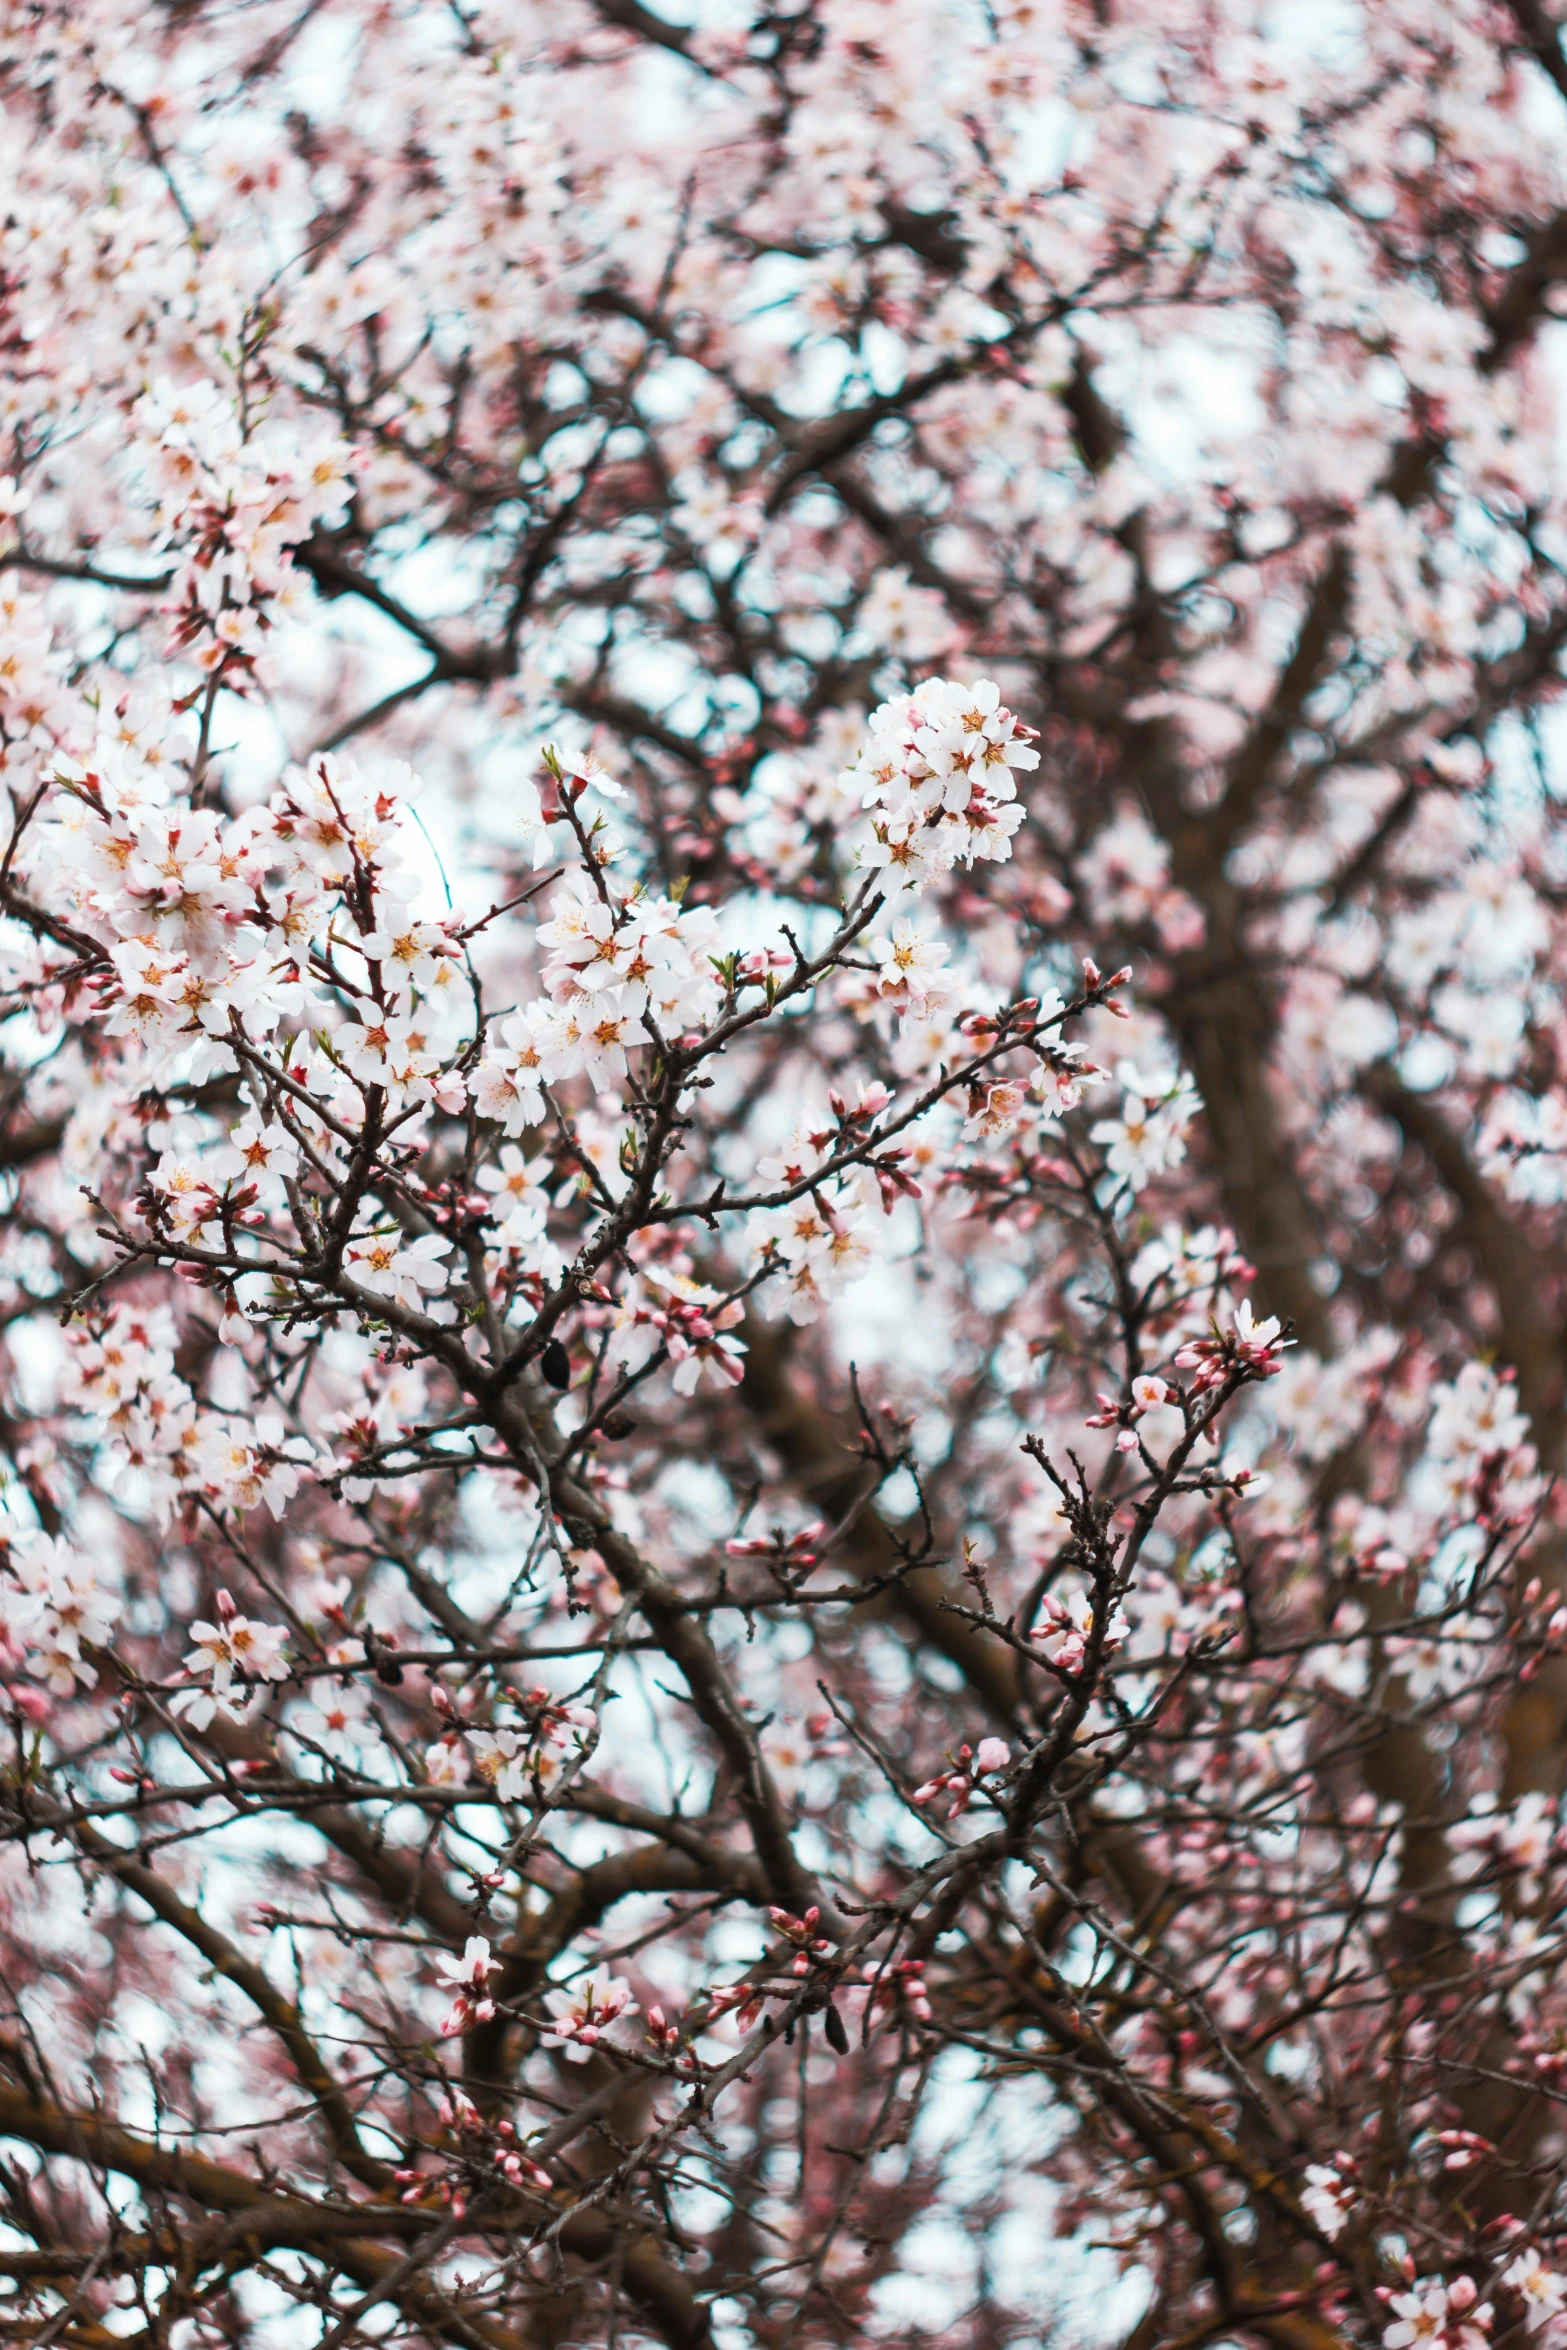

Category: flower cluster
[1382, 2278, 1490, 2350]
[131, 382, 355, 680]
[542, 1968, 638, 2061]
[750, 1177, 873, 1326]
[437, 1937, 500, 2038]
[1089, 1062, 1200, 1192]
[838, 677, 1037, 889]
[472, 860, 723, 1136]
[602, 1265, 747, 1393]
[912, 1736, 1011, 1815]
[65, 1308, 309, 1523]
[171, 1588, 289, 1729]
[1, 1536, 120, 1697]
[467, 1687, 595, 1798]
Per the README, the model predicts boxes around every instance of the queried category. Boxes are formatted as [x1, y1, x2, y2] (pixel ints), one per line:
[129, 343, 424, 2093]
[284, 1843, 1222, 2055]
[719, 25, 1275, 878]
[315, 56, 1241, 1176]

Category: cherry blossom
[542, 1969, 638, 2061]
[437, 1937, 500, 2037]
[4, 5, 1567, 2344]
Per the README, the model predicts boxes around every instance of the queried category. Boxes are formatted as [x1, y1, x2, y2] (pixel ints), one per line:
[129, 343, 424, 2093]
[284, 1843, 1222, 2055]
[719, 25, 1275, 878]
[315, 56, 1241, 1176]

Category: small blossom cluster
[1301, 2156, 1356, 2239]
[465, 1686, 596, 1798]
[170, 1588, 289, 1730]
[472, 857, 723, 1129]
[437, 1937, 500, 2038]
[1090, 1061, 1200, 1192]
[601, 1263, 747, 1393]
[64, 1306, 310, 1523]
[46, 745, 463, 1098]
[1039, 1583, 1132, 1674]
[0, 1535, 120, 1697]
[750, 1176, 873, 1325]
[1087, 1372, 1174, 1452]
[132, 379, 356, 684]
[913, 1736, 1011, 1815]
[542, 1968, 638, 2060]
[1382, 2275, 1492, 2350]
[863, 1958, 933, 2029]
[1175, 1298, 1293, 1386]
[1411, 1361, 1543, 1528]
[837, 677, 1038, 889]
[769, 1905, 832, 1973]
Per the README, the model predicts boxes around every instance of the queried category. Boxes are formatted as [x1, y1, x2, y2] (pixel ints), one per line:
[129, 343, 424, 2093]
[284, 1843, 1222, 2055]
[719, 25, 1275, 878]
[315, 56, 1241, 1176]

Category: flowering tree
[11, 2, 1567, 2346]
